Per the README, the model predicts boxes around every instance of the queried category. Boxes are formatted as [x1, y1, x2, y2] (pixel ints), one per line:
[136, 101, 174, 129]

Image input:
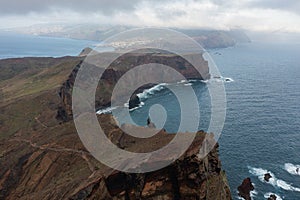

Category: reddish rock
[57, 51, 210, 122]
[0, 55, 231, 200]
[237, 177, 254, 200]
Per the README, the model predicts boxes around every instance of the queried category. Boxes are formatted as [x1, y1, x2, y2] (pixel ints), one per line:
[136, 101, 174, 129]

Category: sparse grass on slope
[0, 56, 82, 139]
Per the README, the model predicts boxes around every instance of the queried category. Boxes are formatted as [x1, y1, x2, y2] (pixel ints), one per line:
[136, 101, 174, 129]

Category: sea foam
[264, 192, 283, 200]
[136, 83, 167, 100]
[248, 166, 300, 192]
[96, 106, 118, 114]
[284, 163, 300, 176]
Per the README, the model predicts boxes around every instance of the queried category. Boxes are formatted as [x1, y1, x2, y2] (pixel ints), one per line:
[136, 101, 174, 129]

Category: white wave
[136, 83, 166, 100]
[236, 192, 257, 200]
[134, 79, 200, 101]
[96, 106, 118, 114]
[210, 76, 234, 83]
[178, 79, 188, 84]
[248, 166, 300, 192]
[177, 79, 197, 85]
[264, 192, 283, 200]
[284, 163, 300, 176]
[200, 80, 209, 83]
[129, 101, 145, 112]
[235, 184, 257, 200]
[250, 189, 258, 198]
[124, 102, 129, 108]
[224, 77, 234, 82]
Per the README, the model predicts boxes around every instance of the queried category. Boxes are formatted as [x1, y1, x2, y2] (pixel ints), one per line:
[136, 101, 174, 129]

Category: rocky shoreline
[58, 51, 210, 121]
[0, 54, 233, 199]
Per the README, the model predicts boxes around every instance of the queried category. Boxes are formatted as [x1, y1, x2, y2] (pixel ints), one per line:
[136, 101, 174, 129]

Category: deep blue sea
[1, 33, 299, 199]
[125, 41, 300, 199]
[211, 42, 300, 199]
[0, 32, 95, 58]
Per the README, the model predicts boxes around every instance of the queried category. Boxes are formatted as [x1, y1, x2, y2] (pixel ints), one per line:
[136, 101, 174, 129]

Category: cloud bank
[1, 0, 299, 32]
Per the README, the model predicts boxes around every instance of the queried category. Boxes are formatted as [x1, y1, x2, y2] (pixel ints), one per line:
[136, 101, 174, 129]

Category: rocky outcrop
[129, 94, 140, 109]
[67, 115, 232, 200]
[57, 51, 210, 121]
[0, 111, 232, 199]
[267, 194, 277, 200]
[56, 62, 81, 122]
[0, 56, 231, 200]
[264, 173, 272, 182]
[237, 177, 254, 200]
[69, 140, 231, 200]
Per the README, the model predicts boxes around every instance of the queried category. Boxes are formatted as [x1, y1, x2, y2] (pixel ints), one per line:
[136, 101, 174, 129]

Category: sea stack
[237, 177, 255, 200]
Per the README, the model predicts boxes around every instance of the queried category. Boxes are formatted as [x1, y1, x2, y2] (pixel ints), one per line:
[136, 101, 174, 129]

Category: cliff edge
[0, 55, 231, 200]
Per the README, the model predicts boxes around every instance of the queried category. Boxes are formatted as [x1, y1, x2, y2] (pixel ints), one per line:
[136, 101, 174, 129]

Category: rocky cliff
[69, 115, 231, 200]
[0, 56, 231, 200]
[57, 51, 210, 121]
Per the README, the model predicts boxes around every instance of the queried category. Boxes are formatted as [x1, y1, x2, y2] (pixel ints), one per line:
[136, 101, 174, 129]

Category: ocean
[1, 33, 300, 199]
[212, 42, 300, 200]
[115, 41, 300, 199]
[0, 31, 96, 58]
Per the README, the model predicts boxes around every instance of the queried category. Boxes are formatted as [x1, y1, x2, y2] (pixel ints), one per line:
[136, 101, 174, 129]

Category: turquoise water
[127, 42, 300, 199]
[0, 32, 95, 59]
[1, 32, 299, 199]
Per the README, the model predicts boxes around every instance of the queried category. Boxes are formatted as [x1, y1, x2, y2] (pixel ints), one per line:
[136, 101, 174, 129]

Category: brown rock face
[57, 51, 210, 122]
[237, 177, 254, 200]
[67, 118, 231, 200]
[0, 56, 230, 200]
[0, 114, 232, 200]
[57, 62, 81, 122]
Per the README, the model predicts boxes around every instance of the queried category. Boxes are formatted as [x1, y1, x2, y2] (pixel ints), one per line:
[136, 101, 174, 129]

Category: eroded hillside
[0, 55, 231, 200]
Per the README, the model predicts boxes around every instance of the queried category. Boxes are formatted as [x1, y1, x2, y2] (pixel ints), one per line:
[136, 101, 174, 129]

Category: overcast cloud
[0, 0, 299, 32]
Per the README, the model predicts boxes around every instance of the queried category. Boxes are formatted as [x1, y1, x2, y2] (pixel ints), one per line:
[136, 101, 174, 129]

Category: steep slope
[0, 55, 231, 200]
[58, 51, 210, 121]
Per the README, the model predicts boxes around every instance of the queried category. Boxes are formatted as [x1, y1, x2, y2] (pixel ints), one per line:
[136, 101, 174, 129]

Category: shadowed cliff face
[57, 51, 210, 121]
[69, 115, 231, 200]
[0, 56, 231, 200]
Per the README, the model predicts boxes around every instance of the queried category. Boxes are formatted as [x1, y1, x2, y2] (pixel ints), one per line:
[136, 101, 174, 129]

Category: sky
[0, 0, 299, 33]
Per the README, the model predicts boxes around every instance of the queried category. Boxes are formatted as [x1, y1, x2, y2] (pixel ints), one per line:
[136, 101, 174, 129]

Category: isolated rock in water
[237, 177, 254, 200]
[129, 94, 140, 109]
[267, 194, 277, 200]
[0, 56, 232, 199]
[59, 51, 210, 121]
[264, 173, 272, 182]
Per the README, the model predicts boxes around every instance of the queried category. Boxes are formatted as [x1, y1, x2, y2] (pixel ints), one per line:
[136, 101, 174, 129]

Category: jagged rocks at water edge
[267, 194, 277, 200]
[0, 54, 232, 199]
[129, 94, 141, 109]
[237, 177, 255, 200]
[264, 173, 272, 182]
[58, 50, 210, 121]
